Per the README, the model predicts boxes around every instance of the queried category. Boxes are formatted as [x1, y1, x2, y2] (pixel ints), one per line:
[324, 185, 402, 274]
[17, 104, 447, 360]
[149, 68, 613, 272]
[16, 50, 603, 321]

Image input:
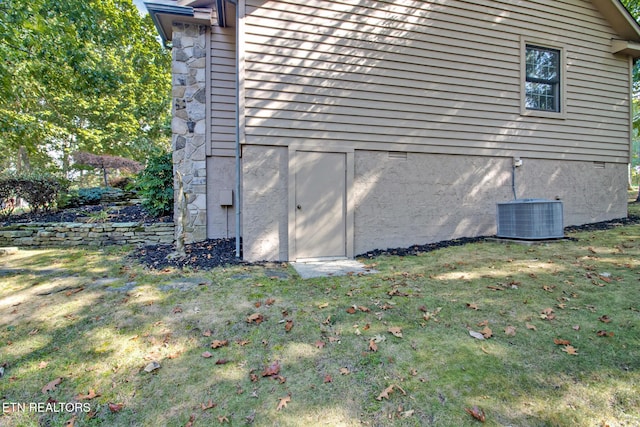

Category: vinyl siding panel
[209, 25, 237, 157]
[242, 0, 631, 162]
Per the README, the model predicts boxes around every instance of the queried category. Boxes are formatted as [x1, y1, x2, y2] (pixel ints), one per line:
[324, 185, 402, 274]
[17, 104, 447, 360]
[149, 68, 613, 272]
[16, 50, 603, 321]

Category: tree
[0, 0, 171, 174]
[72, 151, 143, 187]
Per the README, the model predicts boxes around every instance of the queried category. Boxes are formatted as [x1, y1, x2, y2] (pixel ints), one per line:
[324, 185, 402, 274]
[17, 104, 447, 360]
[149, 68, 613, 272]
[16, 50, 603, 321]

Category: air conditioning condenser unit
[496, 199, 564, 240]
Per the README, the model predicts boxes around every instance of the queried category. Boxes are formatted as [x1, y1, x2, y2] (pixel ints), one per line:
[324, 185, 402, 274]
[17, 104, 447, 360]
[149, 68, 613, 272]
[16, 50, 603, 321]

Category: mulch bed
[2, 204, 171, 225]
[5, 204, 640, 271]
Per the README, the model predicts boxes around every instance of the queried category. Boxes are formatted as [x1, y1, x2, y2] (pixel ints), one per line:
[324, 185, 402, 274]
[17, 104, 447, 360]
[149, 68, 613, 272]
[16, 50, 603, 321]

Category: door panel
[295, 151, 346, 260]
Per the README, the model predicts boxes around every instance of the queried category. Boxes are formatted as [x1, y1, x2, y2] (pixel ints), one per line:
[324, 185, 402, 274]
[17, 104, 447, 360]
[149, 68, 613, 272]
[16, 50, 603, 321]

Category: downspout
[234, 0, 241, 258]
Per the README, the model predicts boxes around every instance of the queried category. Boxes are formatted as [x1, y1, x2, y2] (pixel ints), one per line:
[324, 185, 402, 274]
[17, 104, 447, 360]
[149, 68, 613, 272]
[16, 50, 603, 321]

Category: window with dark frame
[525, 45, 561, 113]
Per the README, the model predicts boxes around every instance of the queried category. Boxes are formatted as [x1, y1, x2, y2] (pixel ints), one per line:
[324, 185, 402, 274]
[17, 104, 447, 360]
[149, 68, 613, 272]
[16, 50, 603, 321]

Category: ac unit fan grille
[496, 199, 563, 240]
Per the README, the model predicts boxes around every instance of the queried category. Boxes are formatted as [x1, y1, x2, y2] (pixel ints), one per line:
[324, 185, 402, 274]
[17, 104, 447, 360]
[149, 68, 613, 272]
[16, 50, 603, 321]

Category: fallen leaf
[573, 325, 580, 331]
[246, 313, 264, 324]
[217, 415, 229, 423]
[504, 326, 516, 336]
[466, 303, 479, 310]
[596, 330, 614, 337]
[599, 315, 612, 323]
[318, 302, 329, 309]
[400, 409, 415, 418]
[254, 301, 262, 308]
[202, 329, 212, 337]
[172, 306, 183, 314]
[562, 345, 578, 355]
[265, 298, 276, 306]
[276, 395, 291, 411]
[276, 375, 286, 384]
[184, 414, 195, 427]
[368, 339, 378, 352]
[323, 374, 333, 383]
[76, 389, 100, 400]
[211, 340, 229, 349]
[284, 320, 294, 332]
[388, 326, 403, 338]
[554, 338, 571, 345]
[29, 328, 39, 336]
[201, 400, 216, 411]
[42, 377, 62, 393]
[477, 320, 489, 327]
[481, 326, 493, 339]
[262, 361, 281, 377]
[376, 384, 396, 401]
[202, 351, 213, 358]
[215, 359, 229, 365]
[236, 339, 250, 346]
[465, 406, 486, 422]
[64, 416, 76, 427]
[542, 285, 555, 292]
[358, 306, 371, 312]
[315, 340, 325, 349]
[526, 323, 537, 331]
[346, 306, 356, 314]
[340, 367, 351, 375]
[38, 361, 49, 369]
[108, 403, 124, 413]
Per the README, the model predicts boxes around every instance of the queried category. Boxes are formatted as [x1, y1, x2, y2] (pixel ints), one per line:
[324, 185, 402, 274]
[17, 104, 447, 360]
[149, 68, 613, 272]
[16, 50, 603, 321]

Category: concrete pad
[291, 259, 378, 279]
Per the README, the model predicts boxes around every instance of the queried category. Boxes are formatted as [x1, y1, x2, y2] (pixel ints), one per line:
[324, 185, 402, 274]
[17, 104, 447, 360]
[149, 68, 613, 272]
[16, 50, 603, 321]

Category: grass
[0, 199, 639, 426]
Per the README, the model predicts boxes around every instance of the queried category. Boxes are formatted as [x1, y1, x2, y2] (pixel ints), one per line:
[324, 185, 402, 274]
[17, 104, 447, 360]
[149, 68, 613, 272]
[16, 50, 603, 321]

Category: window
[525, 45, 561, 112]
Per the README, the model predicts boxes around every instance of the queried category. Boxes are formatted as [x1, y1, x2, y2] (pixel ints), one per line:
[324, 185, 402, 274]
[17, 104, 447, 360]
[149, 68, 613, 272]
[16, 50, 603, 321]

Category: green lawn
[1, 202, 639, 426]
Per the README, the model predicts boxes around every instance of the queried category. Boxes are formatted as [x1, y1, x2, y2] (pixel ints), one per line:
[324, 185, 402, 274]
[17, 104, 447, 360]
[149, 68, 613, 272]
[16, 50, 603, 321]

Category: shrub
[137, 152, 173, 218]
[0, 173, 67, 215]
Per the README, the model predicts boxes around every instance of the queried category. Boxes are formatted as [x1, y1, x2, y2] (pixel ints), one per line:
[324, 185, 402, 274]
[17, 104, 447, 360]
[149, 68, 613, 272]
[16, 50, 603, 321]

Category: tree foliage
[73, 151, 142, 186]
[0, 0, 171, 173]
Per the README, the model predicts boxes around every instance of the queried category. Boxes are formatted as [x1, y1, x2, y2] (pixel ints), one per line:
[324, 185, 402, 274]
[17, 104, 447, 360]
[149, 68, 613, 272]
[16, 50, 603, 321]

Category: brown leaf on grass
[368, 339, 378, 352]
[262, 361, 281, 377]
[542, 285, 555, 292]
[250, 373, 259, 382]
[276, 375, 286, 384]
[202, 351, 213, 358]
[340, 367, 351, 375]
[42, 377, 62, 393]
[201, 400, 216, 411]
[38, 361, 49, 369]
[172, 306, 183, 314]
[573, 325, 581, 331]
[477, 320, 489, 327]
[184, 414, 195, 427]
[202, 329, 212, 337]
[376, 384, 395, 401]
[276, 395, 291, 411]
[554, 338, 571, 345]
[236, 339, 250, 346]
[65, 287, 84, 297]
[596, 330, 614, 337]
[540, 308, 556, 320]
[315, 340, 325, 349]
[215, 359, 229, 365]
[108, 403, 124, 413]
[599, 315, 612, 323]
[254, 301, 262, 308]
[388, 327, 403, 338]
[323, 374, 333, 383]
[481, 327, 493, 339]
[358, 306, 371, 312]
[265, 298, 276, 306]
[217, 415, 229, 423]
[76, 389, 100, 400]
[211, 340, 228, 349]
[487, 285, 503, 291]
[318, 302, 329, 309]
[465, 406, 486, 423]
[466, 303, 479, 311]
[29, 329, 39, 336]
[562, 345, 578, 355]
[284, 320, 294, 332]
[504, 326, 516, 336]
[64, 416, 76, 427]
[246, 313, 264, 324]
[346, 306, 356, 314]
[526, 323, 537, 331]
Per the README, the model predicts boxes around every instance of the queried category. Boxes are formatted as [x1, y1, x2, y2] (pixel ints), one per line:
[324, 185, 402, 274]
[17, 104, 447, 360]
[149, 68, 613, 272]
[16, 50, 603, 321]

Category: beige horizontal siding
[209, 25, 236, 158]
[241, 0, 631, 162]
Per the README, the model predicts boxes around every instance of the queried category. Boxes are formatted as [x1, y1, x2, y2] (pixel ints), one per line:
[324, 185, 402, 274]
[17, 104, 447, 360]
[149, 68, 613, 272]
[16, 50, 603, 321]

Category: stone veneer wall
[172, 23, 208, 243]
[0, 222, 174, 247]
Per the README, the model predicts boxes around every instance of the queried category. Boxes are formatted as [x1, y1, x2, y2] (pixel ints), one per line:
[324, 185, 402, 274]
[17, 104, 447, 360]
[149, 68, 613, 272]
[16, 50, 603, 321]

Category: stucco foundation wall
[206, 156, 236, 239]
[242, 146, 288, 261]
[353, 151, 628, 255]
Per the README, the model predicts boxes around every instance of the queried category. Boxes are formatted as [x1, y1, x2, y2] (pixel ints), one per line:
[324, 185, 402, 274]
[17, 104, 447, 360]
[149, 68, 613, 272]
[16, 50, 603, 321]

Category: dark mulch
[2, 204, 171, 225]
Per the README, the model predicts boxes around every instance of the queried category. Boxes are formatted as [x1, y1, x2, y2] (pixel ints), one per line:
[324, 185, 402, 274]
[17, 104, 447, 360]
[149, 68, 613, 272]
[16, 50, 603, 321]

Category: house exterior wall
[352, 151, 627, 255]
[172, 23, 208, 243]
[206, 156, 236, 238]
[241, 0, 631, 163]
[241, 145, 289, 261]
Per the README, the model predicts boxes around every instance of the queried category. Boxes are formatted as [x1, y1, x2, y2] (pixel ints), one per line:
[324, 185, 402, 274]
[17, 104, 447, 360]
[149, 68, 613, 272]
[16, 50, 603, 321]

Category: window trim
[520, 38, 567, 119]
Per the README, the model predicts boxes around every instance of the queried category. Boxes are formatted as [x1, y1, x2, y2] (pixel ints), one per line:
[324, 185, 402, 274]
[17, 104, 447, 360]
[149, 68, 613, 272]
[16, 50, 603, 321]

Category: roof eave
[592, 0, 640, 41]
[145, 1, 214, 46]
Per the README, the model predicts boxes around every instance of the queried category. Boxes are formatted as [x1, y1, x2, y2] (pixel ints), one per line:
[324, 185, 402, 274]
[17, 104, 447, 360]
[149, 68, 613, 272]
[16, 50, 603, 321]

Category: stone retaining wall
[0, 222, 174, 247]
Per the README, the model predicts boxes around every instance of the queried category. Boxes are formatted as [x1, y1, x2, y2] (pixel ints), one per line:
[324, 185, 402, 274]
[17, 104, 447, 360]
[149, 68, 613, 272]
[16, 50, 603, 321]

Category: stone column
[171, 23, 208, 243]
